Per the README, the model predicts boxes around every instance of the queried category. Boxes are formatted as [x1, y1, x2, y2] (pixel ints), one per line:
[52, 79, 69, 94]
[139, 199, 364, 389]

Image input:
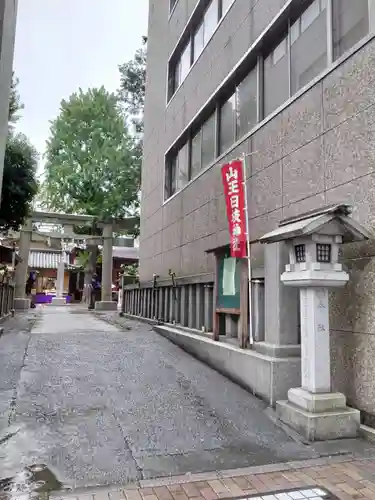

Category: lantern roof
[259, 204, 371, 244]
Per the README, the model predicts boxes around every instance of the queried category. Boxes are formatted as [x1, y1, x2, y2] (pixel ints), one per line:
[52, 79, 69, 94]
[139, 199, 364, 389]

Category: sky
[13, 0, 149, 173]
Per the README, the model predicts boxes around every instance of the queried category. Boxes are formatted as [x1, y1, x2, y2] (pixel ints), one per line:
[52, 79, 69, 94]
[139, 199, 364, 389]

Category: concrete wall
[0, 0, 17, 198]
[141, 0, 375, 282]
[142, 0, 375, 418]
[154, 324, 301, 405]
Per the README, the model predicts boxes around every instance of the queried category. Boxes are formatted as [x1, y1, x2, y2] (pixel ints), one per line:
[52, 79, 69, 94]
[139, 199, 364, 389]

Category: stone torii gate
[14, 211, 137, 311]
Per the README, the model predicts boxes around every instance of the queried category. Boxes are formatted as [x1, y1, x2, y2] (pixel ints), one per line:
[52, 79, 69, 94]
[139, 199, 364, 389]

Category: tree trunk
[83, 244, 98, 304]
[84, 244, 98, 284]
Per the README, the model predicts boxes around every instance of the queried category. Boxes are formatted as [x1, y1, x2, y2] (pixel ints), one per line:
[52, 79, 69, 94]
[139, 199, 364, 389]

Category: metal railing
[122, 281, 214, 332]
[0, 282, 14, 318]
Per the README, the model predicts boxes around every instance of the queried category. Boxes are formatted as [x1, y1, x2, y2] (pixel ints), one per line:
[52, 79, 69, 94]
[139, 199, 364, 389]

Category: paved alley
[0, 307, 372, 492]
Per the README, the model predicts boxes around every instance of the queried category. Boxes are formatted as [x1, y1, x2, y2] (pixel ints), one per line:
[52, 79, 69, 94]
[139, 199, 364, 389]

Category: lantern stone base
[276, 388, 360, 441]
[51, 297, 66, 306]
[95, 301, 117, 311]
[14, 298, 30, 310]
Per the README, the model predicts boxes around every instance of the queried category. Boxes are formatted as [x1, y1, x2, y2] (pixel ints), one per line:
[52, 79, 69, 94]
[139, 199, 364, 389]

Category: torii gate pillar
[95, 223, 117, 311]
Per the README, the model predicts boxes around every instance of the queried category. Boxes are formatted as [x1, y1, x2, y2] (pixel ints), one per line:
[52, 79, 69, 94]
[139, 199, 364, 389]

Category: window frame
[290, 0, 329, 94]
[201, 112, 217, 170]
[203, 0, 220, 46]
[332, 0, 370, 61]
[164, 0, 372, 202]
[193, 20, 205, 63]
[218, 91, 237, 155]
[167, 0, 235, 101]
[169, 0, 178, 14]
[164, 154, 177, 200]
[191, 127, 203, 180]
[263, 31, 290, 118]
[235, 66, 258, 140]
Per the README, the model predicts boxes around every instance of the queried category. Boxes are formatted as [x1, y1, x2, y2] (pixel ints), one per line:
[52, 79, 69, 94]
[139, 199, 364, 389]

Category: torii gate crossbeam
[14, 211, 137, 311]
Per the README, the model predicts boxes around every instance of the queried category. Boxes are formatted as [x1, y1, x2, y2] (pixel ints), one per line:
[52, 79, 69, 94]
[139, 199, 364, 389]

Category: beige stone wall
[330, 242, 375, 420]
[142, 36, 375, 282]
[143, 1, 375, 417]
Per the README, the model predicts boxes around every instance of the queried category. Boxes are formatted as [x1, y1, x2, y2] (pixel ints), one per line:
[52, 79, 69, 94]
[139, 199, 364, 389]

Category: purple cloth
[34, 294, 72, 304]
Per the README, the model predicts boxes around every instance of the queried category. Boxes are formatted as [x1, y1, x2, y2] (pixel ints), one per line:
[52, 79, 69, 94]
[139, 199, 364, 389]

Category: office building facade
[0, 0, 18, 199]
[131, 0, 375, 422]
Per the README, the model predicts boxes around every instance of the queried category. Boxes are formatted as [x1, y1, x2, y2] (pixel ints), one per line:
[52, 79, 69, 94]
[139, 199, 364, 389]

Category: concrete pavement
[0, 306, 374, 493]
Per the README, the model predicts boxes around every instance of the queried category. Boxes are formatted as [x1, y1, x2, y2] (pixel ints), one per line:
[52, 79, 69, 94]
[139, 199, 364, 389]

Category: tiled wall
[142, 0, 293, 281]
[143, 0, 375, 415]
[142, 25, 375, 278]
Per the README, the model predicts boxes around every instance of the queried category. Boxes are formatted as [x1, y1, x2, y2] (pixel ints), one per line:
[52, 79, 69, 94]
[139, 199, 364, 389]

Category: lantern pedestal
[277, 389, 360, 442]
[95, 301, 117, 311]
[259, 205, 369, 442]
[275, 276, 360, 441]
[51, 296, 66, 306]
[14, 298, 31, 310]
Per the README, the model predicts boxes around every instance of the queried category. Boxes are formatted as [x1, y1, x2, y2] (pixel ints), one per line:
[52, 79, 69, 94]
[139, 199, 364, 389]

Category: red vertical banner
[221, 160, 247, 258]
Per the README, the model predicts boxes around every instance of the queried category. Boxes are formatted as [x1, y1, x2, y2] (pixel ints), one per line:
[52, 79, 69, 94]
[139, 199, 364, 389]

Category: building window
[193, 21, 204, 62]
[202, 113, 216, 169]
[169, 0, 177, 12]
[173, 61, 180, 94]
[165, 155, 177, 200]
[170, 40, 191, 96]
[165, 0, 373, 201]
[203, 0, 219, 44]
[190, 113, 216, 181]
[290, 0, 327, 94]
[177, 142, 189, 190]
[221, 0, 232, 16]
[180, 41, 191, 83]
[236, 68, 257, 139]
[191, 129, 202, 179]
[264, 36, 289, 117]
[165, 142, 189, 200]
[169, 0, 234, 100]
[219, 93, 236, 155]
[301, 0, 321, 33]
[332, 0, 369, 60]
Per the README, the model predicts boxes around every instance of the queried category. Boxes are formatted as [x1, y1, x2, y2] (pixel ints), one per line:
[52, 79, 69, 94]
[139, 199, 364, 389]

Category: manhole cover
[227, 487, 334, 500]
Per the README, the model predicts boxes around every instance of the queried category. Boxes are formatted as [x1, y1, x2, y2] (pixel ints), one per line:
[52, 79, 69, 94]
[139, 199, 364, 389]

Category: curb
[138, 454, 358, 488]
[49, 454, 367, 497]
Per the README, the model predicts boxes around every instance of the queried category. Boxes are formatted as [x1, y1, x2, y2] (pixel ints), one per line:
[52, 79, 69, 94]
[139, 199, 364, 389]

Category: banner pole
[241, 154, 254, 346]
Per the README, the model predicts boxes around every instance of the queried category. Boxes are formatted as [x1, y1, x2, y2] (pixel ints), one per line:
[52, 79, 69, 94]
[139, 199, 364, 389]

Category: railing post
[180, 286, 188, 327]
[158, 287, 164, 322]
[169, 287, 174, 323]
[196, 284, 205, 331]
[0, 283, 4, 318]
[175, 286, 181, 324]
[148, 288, 152, 318]
[10, 284, 14, 313]
[204, 284, 214, 332]
[4, 283, 9, 315]
[164, 287, 169, 322]
[188, 284, 196, 329]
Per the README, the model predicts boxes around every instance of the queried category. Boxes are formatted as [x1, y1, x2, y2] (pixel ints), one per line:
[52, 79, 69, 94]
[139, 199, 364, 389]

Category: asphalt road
[0, 307, 318, 490]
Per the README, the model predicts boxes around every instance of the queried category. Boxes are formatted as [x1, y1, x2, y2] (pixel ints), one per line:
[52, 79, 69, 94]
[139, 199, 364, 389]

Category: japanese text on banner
[221, 160, 247, 258]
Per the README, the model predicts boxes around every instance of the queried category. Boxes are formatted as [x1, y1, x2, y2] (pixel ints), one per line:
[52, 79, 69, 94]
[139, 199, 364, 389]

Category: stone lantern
[260, 204, 370, 441]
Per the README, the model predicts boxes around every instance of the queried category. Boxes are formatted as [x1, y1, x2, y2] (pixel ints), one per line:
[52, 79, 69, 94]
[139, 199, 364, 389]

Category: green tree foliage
[8, 72, 24, 126]
[0, 75, 37, 232]
[0, 134, 38, 232]
[41, 86, 141, 283]
[118, 36, 147, 136]
[41, 86, 141, 219]
[75, 249, 102, 268]
[117, 37, 147, 239]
